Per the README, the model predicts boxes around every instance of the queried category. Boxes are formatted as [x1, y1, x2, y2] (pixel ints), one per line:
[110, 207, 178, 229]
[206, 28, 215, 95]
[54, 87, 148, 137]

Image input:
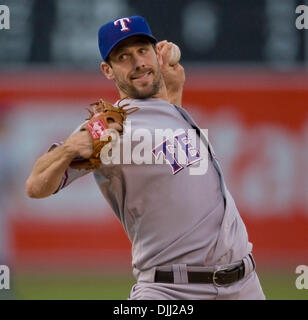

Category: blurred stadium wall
[0, 70, 307, 274]
[0, 0, 307, 277]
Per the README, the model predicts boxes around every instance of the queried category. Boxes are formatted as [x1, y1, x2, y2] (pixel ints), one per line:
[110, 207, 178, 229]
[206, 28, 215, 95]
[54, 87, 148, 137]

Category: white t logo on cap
[114, 18, 131, 32]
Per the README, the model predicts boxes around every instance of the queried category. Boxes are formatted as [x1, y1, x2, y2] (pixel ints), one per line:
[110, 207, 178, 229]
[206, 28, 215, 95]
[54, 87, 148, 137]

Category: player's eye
[138, 47, 148, 54]
[118, 53, 128, 61]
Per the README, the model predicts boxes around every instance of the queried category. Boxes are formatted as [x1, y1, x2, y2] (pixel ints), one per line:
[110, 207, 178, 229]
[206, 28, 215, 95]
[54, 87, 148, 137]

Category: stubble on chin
[116, 70, 163, 100]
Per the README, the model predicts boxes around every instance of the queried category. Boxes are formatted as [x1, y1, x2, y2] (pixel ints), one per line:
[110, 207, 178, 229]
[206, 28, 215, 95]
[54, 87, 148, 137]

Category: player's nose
[131, 53, 146, 70]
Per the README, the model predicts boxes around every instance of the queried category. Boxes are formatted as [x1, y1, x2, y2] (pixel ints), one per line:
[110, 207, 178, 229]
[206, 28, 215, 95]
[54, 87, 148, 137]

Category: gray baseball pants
[128, 254, 265, 300]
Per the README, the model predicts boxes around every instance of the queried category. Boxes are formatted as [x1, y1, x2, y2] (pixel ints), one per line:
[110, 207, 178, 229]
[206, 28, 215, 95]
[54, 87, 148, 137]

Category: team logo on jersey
[114, 18, 131, 32]
[152, 130, 201, 175]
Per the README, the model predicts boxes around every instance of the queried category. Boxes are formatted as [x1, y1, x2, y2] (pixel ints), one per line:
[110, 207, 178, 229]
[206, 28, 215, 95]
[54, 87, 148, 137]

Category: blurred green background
[0, 270, 305, 300]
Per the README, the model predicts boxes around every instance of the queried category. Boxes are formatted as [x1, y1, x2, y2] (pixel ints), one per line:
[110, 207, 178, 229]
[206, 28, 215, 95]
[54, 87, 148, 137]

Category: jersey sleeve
[48, 121, 91, 194]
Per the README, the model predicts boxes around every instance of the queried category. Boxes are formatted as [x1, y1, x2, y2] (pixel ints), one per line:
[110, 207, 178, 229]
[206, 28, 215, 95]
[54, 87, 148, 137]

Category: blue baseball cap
[98, 16, 157, 61]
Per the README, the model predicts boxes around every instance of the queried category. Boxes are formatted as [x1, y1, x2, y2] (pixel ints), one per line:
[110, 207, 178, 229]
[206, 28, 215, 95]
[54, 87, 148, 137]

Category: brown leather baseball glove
[70, 98, 138, 170]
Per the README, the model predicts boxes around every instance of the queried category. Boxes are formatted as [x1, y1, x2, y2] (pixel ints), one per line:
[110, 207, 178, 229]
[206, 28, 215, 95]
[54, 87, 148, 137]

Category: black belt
[154, 261, 246, 286]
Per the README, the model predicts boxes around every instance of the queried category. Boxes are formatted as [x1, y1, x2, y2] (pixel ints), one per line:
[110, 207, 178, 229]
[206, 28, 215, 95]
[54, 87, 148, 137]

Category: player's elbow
[25, 177, 47, 199]
[26, 178, 38, 198]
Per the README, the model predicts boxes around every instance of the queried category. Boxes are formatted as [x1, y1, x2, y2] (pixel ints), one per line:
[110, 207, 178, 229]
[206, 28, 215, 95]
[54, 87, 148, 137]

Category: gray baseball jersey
[53, 98, 253, 282]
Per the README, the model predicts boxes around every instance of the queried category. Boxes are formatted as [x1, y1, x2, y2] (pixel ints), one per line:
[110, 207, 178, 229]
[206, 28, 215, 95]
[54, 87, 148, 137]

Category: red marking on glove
[87, 119, 107, 139]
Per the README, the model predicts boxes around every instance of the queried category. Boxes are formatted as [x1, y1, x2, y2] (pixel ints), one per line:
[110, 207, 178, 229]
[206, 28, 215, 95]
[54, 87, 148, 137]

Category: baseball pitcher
[26, 16, 265, 300]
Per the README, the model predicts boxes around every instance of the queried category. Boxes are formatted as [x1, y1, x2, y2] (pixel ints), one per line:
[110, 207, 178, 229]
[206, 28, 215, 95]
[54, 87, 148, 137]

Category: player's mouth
[130, 71, 152, 83]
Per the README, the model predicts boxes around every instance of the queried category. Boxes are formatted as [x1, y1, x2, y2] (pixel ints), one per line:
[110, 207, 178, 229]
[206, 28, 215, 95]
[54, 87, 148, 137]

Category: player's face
[104, 37, 163, 99]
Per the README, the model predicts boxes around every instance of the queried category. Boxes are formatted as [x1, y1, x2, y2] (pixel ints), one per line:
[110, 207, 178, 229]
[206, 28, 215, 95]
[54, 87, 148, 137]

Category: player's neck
[150, 85, 169, 101]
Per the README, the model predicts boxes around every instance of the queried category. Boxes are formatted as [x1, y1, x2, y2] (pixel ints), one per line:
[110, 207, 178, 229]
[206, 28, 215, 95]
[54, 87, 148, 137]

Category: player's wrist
[61, 142, 80, 159]
[168, 90, 183, 106]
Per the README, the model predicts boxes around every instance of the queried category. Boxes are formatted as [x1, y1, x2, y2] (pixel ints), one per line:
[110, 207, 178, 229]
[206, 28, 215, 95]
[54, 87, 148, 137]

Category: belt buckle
[213, 266, 229, 287]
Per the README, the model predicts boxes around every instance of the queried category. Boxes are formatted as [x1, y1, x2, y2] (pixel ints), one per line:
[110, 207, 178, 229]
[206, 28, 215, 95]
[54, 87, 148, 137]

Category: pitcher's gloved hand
[70, 98, 139, 170]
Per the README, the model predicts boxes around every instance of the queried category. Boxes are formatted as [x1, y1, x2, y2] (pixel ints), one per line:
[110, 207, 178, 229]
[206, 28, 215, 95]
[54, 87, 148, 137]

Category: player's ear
[101, 61, 114, 80]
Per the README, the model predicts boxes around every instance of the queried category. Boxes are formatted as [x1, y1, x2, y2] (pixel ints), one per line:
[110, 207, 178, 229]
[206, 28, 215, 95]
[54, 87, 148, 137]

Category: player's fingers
[158, 42, 172, 66]
[162, 43, 172, 65]
[172, 62, 184, 71]
[173, 63, 186, 81]
[156, 40, 168, 52]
